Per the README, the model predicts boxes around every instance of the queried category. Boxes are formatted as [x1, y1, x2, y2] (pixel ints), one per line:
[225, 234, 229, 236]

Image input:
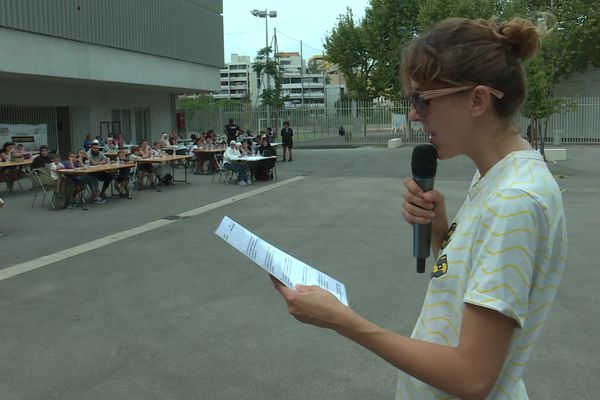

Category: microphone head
[411, 144, 438, 178]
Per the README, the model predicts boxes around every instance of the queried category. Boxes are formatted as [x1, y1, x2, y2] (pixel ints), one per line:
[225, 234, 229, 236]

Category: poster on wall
[0, 123, 48, 150]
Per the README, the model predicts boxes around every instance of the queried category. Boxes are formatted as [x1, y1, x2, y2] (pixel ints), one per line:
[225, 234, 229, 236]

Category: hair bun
[498, 17, 542, 61]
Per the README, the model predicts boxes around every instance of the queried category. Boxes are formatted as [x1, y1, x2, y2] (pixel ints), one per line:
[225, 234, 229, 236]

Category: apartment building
[217, 52, 343, 109]
[214, 54, 251, 100]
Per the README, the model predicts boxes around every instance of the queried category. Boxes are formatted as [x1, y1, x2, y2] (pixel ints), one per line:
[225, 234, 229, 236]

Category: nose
[408, 106, 421, 122]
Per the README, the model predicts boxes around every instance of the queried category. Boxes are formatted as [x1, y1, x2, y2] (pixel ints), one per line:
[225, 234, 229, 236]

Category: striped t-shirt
[396, 150, 567, 399]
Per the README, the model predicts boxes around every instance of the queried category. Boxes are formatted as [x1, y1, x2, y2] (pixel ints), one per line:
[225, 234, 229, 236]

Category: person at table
[135, 140, 154, 188]
[32, 145, 52, 169]
[114, 150, 131, 198]
[62, 152, 89, 208]
[13, 144, 26, 160]
[280, 121, 294, 162]
[105, 136, 118, 151]
[0, 142, 25, 192]
[87, 141, 111, 203]
[224, 118, 239, 144]
[77, 148, 89, 165]
[223, 140, 249, 186]
[151, 141, 170, 184]
[208, 129, 218, 143]
[29, 145, 55, 189]
[83, 133, 94, 151]
[258, 137, 276, 157]
[158, 133, 169, 148]
[49, 153, 64, 198]
[114, 133, 125, 148]
[169, 129, 179, 145]
[239, 140, 251, 156]
[190, 136, 206, 174]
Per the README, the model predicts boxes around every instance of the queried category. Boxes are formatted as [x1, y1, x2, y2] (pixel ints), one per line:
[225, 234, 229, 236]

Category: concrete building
[0, 0, 223, 155]
[214, 54, 251, 101]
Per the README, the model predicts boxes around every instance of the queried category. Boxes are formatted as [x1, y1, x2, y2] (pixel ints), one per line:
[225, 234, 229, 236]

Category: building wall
[0, 26, 220, 92]
[554, 67, 600, 97]
[0, 0, 223, 67]
[0, 77, 173, 151]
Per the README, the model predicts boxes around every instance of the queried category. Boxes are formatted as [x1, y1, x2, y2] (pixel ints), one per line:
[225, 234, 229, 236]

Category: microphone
[411, 144, 438, 273]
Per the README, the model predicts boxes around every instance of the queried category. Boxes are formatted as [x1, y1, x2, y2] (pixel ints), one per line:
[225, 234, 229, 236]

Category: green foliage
[178, 95, 246, 110]
[252, 47, 289, 108]
[324, 8, 374, 100]
[324, 0, 600, 123]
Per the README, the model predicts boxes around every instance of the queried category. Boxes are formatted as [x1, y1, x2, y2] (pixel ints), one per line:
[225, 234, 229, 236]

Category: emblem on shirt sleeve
[432, 254, 448, 278]
[440, 223, 457, 251]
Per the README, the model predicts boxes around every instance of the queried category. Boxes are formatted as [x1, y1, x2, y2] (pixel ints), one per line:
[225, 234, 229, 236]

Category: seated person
[62, 152, 89, 207]
[135, 141, 154, 188]
[114, 133, 125, 148]
[223, 140, 249, 186]
[77, 148, 89, 165]
[32, 145, 52, 169]
[86, 141, 111, 203]
[239, 140, 251, 156]
[258, 137, 277, 156]
[256, 138, 277, 181]
[160, 133, 171, 148]
[0, 142, 25, 191]
[151, 142, 171, 185]
[13, 144, 26, 160]
[105, 136, 118, 151]
[114, 150, 131, 198]
[30, 145, 54, 188]
[49, 153, 64, 197]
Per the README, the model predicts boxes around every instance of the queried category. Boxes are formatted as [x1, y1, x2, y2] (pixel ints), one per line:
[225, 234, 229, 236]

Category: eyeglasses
[408, 85, 504, 118]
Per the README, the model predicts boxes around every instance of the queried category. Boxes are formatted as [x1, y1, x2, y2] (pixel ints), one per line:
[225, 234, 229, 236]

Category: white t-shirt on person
[396, 150, 567, 399]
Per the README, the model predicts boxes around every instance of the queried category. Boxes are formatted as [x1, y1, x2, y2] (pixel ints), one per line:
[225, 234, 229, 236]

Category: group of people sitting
[221, 137, 277, 185]
[30, 142, 132, 208]
[0, 142, 31, 191]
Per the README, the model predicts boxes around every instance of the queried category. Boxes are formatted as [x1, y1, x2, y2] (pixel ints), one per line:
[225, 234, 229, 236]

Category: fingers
[402, 178, 443, 225]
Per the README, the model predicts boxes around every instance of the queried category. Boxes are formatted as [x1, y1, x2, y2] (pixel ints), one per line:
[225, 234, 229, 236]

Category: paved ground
[0, 145, 598, 399]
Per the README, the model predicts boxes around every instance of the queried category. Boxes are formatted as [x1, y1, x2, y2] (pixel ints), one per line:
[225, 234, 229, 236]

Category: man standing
[224, 118, 239, 144]
[280, 121, 294, 162]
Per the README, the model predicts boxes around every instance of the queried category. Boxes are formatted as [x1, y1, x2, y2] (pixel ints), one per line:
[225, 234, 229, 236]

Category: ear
[470, 85, 493, 118]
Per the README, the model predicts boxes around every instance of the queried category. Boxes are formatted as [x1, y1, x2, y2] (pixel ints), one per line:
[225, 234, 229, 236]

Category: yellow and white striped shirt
[396, 150, 567, 399]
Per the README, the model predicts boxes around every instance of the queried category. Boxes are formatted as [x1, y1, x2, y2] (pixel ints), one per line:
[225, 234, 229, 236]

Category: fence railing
[183, 97, 600, 145]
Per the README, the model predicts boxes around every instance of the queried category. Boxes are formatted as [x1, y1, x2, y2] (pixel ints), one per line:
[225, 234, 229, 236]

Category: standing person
[270, 17, 567, 400]
[280, 121, 293, 161]
[224, 118, 239, 144]
[82, 134, 94, 151]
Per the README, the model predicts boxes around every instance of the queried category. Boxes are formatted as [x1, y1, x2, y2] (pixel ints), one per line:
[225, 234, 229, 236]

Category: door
[56, 107, 71, 157]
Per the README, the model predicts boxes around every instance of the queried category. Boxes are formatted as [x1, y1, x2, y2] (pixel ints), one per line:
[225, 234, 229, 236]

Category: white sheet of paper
[215, 216, 349, 306]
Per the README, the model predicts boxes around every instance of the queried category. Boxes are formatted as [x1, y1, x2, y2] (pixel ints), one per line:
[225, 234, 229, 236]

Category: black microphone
[411, 144, 438, 273]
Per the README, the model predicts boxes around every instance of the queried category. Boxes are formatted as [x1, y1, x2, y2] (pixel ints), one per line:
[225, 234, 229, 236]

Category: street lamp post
[251, 9, 277, 130]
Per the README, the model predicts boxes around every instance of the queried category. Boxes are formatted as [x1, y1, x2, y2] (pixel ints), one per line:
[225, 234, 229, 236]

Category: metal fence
[183, 97, 600, 145]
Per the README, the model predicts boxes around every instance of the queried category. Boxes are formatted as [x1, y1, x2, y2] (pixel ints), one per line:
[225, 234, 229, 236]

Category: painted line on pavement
[0, 176, 306, 281]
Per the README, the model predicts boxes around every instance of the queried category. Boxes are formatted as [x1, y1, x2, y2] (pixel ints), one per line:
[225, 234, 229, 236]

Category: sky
[222, 0, 370, 62]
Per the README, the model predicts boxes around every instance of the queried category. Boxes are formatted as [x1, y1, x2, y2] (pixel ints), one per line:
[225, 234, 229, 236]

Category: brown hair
[401, 17, 545, 118]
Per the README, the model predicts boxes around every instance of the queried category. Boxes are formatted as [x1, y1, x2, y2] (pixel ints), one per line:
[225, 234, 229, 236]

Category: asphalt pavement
[0, 145, 598, 400]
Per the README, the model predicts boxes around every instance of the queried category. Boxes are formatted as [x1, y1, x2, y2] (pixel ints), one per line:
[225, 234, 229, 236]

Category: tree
[252, 47, 288, 109]
[363, 0, 420, 100]
[324, 8, 374, 100]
